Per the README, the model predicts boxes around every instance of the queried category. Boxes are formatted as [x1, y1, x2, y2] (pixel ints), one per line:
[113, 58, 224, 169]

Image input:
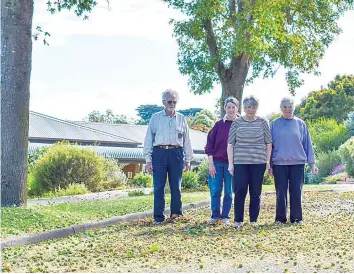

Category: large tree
[135, 104, 164, 125]
[295, 75, 354, 122]
[85, 109, 133, 124]
[163, 0, 353, 115]
[1, 0, 99, 206]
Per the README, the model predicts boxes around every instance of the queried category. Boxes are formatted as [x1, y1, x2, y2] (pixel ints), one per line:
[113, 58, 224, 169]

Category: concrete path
[27, 188, 153, 206]
[27, 184, 354, 206]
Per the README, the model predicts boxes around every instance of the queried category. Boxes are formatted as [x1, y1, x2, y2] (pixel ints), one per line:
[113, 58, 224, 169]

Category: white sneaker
[208, 218, 219, 225]
[234, 222, 242, 229]
[222, 218, 231, 226]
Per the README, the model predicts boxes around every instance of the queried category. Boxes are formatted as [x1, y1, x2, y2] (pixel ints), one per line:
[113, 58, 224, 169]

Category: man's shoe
[250, 221, 257, 227]
[294, 220, 303, 225]
[234, 222, 242, 229]
[170, 214, 180, 219]
[222, 218, 231, 226]
[208, 218, 219, 225]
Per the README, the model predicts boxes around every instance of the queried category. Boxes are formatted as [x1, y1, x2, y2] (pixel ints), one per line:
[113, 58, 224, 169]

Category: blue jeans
[208, 161, 233, 219]
[152, 147, 184, 222]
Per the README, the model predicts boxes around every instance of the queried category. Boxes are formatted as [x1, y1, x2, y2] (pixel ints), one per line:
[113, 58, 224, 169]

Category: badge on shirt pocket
[178, 132, 183, 139]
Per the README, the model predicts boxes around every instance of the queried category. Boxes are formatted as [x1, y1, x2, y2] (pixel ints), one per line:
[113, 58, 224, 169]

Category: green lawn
[0, 192, 209, 239]
[0, 184, 340, 239]
[2, 191, 353, 273]
[263, 184, 339, 192]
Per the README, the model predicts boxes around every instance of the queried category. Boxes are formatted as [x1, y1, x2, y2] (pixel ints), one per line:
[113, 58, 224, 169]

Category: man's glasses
[166, 100, 177, 105]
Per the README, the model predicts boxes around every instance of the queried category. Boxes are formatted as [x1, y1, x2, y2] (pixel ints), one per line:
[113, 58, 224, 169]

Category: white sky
[30, 0, 354, 121]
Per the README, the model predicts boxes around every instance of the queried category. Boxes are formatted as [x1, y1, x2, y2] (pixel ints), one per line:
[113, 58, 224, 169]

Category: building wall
[122, 164, 143, 179]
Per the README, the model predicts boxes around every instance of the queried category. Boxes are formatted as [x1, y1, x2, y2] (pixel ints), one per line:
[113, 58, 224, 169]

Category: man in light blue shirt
[143, 89, 193, 224]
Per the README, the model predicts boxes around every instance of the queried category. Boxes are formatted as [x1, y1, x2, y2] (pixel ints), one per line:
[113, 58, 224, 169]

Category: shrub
[339, 137, 354, 177]
[322, 173, 346, 184]
[344, 111, 354, 136]
[131, 172, 153, 187]
[54, 183, 90, 197]
[196, 160, 209, 186]
[128, 190, 146, 197]
[101, 159, 128, 191]
[29, 141, 113, 195]
[28, 146, 50, 173]
[182, 171, 199, 189]
[263, 171, 274, 185]
[308, 119, 350, 154]
[316, 150, 343, 178]
[305, 172, 323, 185]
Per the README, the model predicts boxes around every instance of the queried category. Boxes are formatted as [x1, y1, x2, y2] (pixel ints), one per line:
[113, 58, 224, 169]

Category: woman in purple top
[269, 97, 318, 224]
[205, 97, 239, 226]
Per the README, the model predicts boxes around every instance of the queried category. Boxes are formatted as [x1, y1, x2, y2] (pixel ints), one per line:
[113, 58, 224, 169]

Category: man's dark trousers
[273, 164, 305, 223]
[152, 146, 184, 222]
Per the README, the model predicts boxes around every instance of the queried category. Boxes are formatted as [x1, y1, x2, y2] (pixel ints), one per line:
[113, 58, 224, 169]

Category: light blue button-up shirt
[143, 110, 194, 163]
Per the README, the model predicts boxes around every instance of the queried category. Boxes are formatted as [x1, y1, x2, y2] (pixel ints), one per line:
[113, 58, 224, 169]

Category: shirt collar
[223, 114, 238, 122]
[163, 109, 176, 117]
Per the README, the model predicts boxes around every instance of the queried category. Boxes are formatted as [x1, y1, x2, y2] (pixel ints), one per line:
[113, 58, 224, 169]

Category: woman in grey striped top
[227, 96, 272, 228]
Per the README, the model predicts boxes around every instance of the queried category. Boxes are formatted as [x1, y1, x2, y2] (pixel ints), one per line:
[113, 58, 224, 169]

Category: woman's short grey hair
[224, 97, 239, 109]
[243, 95, 259, 108]
[280, 97, 294, 107]
[162, 89, 179, 101]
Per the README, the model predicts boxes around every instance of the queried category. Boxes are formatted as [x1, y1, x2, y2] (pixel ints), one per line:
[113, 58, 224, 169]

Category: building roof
[29, 111, 139, 146]
[77, 122, 208, 152]
[28, 142, 208, 164]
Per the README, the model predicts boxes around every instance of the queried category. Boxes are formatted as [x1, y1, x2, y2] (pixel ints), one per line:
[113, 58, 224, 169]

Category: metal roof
[77, 122, 208, 152]
[29, 111, 139, 145]
[28, 142, 208, 164]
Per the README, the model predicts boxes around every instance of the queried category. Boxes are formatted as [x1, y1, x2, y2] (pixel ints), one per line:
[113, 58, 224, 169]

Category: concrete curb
[0, 200, 210, 250]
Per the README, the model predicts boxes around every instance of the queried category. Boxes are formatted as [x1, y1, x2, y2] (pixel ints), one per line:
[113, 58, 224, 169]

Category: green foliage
[339, 138, 354, 177]
[322, 173, 346, 184]
[267, 113, 282, 123]
[128, 190, 146, 197]
[53, 183, 90, 197]
[308, 118, 350, 154]
[135, 104, 164, 125]
[46, 0, 98, 19]
[182, 171, 199, 189]
[85, 109, 133, 124]
[344, 111, 354, 136]
[29, 141, 116, 195]
[316, 150, 343, 178]
[179, 108, 203, 117]
[305, 172, 323, 185]
[131, 173, 153, 188]
[295, 75, 354, 122]
[190, 109, 217, 132]
[163, 0, 353, 95]
[263, 171, 274, 185]
[28, 146, 50, 173]
[196, 160, 209, 186]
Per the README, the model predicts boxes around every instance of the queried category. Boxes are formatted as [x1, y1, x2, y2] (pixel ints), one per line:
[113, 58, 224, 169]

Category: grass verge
[1, 192, 209, 239]
[1, 191, 353, 273]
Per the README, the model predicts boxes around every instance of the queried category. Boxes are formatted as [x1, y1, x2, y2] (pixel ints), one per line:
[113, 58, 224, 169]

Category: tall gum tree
[162, 0, 354, 115]
[1, 0, 100, 206]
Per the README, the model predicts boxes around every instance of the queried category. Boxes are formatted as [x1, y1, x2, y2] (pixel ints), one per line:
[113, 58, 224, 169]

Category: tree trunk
[219, 56, 250, 117]
[1, 0, 33, 206]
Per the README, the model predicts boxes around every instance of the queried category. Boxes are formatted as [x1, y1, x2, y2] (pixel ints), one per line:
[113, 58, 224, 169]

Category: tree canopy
[85, 109, 133, 124]
[295, 75, 354, 122]
[163, 0, 354, 111]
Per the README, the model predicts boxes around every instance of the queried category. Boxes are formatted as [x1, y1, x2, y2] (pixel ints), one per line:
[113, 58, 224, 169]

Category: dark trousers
[152, 147, 184, 222]
[273, 164, 305, 223]
[233, 164, 266, 222]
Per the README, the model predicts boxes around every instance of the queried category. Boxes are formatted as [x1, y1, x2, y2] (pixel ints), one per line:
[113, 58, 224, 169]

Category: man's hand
[147, 162, 153, 173]
[311, 166, 319, 175]
[228, 164, 234, 176]
[184, 162, 190, 172]
[209, 163, 216, 178]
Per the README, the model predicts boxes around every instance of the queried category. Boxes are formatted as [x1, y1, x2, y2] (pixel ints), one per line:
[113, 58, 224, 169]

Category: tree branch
[229, 0, 236, 26]
[203, 19, 226, 77]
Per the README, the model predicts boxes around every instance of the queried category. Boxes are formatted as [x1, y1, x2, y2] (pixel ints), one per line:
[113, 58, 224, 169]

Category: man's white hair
[162, 89, 179, 101]
[280, 97, 294, 107]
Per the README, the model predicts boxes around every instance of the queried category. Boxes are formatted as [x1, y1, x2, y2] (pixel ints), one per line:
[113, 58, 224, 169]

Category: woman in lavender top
[269, 97, 318, 224]
[205, 97, 239, 226]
